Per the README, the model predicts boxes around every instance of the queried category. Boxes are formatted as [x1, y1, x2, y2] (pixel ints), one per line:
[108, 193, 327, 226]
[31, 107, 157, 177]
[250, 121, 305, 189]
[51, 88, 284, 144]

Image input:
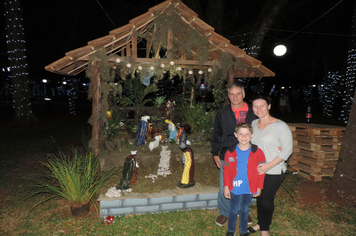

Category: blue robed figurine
[136, 116, 150, 146]
[165, 119, 177, 142]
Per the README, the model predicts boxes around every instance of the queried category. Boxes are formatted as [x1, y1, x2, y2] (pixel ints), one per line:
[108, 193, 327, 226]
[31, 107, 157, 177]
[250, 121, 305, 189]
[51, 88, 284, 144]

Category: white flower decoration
[177, 66, 182, 71]
[127, 63, 132, 68]
[208, 68, 212, 72]
[198, 70, 203, 75]
[170, 61, 175, 66]
[160, 63, 165, 68]
[138, 66, 143, 70]
[150, 66, 155, 71]
[188, 70, 193, 75]
[115, 58, 121, 63]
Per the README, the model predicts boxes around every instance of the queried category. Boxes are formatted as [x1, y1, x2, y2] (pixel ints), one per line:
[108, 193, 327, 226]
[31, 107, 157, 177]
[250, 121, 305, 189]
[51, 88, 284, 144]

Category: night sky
[0, 0, 354, 87]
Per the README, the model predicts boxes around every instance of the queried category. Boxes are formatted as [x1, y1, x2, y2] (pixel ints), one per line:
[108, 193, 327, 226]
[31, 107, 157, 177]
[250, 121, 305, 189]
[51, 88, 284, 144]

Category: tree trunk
[247, 0, 289, 58]
[327, 3, 356, 207]
[326, 90, 356, 207]
[4, 0, 35, 122]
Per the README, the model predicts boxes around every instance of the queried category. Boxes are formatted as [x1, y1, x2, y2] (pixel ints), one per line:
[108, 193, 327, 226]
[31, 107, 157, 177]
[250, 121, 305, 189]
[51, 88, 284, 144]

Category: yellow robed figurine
[177, 142, 195, 188]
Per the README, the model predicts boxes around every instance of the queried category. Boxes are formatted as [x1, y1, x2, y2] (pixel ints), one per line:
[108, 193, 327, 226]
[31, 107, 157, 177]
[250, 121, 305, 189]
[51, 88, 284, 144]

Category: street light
[273, 45, 287, 56]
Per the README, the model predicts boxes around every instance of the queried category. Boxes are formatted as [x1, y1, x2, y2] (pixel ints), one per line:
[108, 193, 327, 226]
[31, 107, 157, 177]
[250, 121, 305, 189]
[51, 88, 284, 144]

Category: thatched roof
[45, 0, 275, 78]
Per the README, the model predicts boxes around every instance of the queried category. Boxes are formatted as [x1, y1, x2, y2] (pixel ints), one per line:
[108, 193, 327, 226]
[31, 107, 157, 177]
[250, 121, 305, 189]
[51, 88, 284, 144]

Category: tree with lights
[327, 2, 356, 208]
[4, 0, 35, 122]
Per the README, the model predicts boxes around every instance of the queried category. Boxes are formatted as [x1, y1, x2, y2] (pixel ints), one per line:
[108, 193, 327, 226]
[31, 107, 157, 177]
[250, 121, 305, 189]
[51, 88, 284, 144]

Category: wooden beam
[132, 30, 138, 58]
[91, 59, 101, 157]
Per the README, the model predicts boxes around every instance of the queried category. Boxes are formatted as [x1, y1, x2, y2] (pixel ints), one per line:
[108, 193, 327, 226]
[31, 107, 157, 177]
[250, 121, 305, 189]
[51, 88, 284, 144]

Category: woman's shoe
[247, 226, 259, 234]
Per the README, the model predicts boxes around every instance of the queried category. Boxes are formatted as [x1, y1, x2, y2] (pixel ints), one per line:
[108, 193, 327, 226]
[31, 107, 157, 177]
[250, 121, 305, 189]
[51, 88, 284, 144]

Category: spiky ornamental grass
[25, 149, 118, 208]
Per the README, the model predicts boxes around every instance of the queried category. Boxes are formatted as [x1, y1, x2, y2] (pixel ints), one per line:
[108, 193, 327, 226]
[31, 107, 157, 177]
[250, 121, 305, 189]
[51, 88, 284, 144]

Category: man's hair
[235, 123, 253, 133]
[227, 82, 245, 95]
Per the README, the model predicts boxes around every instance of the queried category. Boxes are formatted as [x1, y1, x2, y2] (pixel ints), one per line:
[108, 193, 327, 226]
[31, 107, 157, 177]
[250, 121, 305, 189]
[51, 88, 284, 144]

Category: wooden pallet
[292, 164, 335, 182]
[293, 146, 340, 160]
[298, 155, 337, 169]
[297, 169, 323, 182]
[292, 133, 343, 143]
[294, 140, 341, 151]
[289, 123, 345, 136]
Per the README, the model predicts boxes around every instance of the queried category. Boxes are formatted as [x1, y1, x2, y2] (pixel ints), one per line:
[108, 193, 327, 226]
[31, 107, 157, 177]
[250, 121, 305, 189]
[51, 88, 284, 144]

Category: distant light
[312, 84, 316, 87]
[42, 79, 47, 83]
[63, 81, 67, 85]
[45, 98, 51, 101]
[281, 86, 285, 89]
[273, 45, 287, 56]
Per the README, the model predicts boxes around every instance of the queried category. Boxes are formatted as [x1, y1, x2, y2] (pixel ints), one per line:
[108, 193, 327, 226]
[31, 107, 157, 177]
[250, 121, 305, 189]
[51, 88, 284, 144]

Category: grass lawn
[0, 101, 355, 235]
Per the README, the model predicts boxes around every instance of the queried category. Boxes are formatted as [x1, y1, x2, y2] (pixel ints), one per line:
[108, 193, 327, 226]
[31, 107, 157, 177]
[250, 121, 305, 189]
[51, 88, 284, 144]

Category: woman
[248, 95, 293, 236]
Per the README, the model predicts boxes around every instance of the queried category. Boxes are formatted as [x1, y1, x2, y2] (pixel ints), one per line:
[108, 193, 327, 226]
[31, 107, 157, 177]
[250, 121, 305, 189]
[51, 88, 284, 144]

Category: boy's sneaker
[226, 232, 235, 236]
[215, 215, 228, 226]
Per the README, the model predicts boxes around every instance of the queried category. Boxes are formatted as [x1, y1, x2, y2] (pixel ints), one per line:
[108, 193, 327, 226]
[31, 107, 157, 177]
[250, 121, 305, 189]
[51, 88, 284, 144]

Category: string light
[340, 13, 356, 124]
[4, 0, 33, 118]
[318, 72, 343, 117]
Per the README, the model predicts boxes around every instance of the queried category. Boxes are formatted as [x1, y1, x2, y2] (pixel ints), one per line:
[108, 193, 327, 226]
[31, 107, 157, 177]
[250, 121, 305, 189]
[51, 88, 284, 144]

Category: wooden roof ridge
[45, 0, 275, 78]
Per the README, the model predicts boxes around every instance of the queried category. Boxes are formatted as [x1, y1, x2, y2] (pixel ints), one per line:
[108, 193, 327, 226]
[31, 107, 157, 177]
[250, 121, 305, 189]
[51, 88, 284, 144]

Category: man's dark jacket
[211, 103, 257, 160]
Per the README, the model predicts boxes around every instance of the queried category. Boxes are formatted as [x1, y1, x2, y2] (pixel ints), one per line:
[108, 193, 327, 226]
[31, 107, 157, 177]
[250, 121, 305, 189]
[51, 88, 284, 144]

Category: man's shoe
[240, 233, 249, 236]
[248, 214, 252, 225]
[226, 232, 235, 236]
[215, 215, 228, 226]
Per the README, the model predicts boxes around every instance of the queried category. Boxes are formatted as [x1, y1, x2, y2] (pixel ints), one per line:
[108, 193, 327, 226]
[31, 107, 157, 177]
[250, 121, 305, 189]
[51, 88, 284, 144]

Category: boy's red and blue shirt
[223, 144, 266, 194]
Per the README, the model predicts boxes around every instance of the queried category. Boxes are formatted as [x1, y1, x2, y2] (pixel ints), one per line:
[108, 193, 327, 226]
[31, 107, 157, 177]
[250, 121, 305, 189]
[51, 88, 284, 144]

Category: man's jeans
[218, 162, 230, 217]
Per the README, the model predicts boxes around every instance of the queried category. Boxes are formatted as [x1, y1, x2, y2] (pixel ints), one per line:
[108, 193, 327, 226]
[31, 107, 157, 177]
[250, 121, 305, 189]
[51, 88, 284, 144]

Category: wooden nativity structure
[45, 0, 275, 155]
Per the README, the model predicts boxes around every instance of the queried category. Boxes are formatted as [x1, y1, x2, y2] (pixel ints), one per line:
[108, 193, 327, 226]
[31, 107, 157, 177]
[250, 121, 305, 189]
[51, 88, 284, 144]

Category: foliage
[153, 96, 166, 108]
[24, 149, 118, 207]
[118, 78, 158, 121]
[103, 110, 126, 141]
[210, 87, 226, 110]
[176, 100, 214, 133]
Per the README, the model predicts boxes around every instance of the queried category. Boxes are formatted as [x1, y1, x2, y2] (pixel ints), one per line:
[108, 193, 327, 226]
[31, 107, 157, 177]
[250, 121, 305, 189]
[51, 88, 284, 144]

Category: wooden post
[126, 41, 131, 56]
[132, 30, 137, 58]
[227, 64, 235, 88]
[167, 27, 173, 60]
[91, 59, 101, 156]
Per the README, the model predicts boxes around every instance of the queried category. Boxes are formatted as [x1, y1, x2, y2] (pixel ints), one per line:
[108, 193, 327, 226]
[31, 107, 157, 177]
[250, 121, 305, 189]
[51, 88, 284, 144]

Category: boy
[223, 123, 266, 236]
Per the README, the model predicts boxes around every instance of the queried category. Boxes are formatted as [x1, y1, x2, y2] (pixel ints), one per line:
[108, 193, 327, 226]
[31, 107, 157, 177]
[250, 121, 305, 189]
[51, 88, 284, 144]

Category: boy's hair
[235, 123, 253, 133]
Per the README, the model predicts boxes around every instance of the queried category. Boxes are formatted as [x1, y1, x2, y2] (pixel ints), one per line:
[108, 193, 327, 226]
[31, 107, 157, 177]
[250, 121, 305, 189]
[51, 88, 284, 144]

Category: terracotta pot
[70, 202, 90, 217]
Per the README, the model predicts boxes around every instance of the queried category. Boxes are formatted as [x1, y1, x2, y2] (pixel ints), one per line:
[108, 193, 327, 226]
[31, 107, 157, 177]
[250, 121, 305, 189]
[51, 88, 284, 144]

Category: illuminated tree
[4, 0, 35, 122]
[327, 1, 356, 208]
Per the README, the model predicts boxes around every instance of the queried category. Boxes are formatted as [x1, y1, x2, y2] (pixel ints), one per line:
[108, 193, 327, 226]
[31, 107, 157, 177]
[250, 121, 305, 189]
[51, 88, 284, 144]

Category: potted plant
[25, 149, 118, 217]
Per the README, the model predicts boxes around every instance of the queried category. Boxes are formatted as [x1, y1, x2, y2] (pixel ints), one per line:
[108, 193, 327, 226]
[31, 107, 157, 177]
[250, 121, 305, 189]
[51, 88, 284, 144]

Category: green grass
[0, 105, 355, 235]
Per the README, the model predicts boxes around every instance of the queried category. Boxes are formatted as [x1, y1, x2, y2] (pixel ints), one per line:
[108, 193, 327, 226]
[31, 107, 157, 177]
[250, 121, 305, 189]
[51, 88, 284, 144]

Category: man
[211, 82, 257, 226]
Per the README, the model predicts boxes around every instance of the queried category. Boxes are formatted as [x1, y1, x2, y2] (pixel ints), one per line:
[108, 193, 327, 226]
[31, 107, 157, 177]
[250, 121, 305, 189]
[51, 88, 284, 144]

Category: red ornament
[103, 215, 114, 224]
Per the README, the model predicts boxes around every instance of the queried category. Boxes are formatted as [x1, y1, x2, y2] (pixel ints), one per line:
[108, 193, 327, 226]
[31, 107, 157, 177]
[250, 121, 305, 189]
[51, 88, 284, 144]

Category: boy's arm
[253, 188, 262, 197]
[224, 186, 231, 199]
[257, 149, 266, 190]
[223, 153, 230, 188]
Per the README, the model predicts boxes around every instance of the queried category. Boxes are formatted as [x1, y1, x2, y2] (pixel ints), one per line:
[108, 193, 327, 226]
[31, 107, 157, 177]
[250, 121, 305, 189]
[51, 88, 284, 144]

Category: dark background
[0, 0, 354, 87]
